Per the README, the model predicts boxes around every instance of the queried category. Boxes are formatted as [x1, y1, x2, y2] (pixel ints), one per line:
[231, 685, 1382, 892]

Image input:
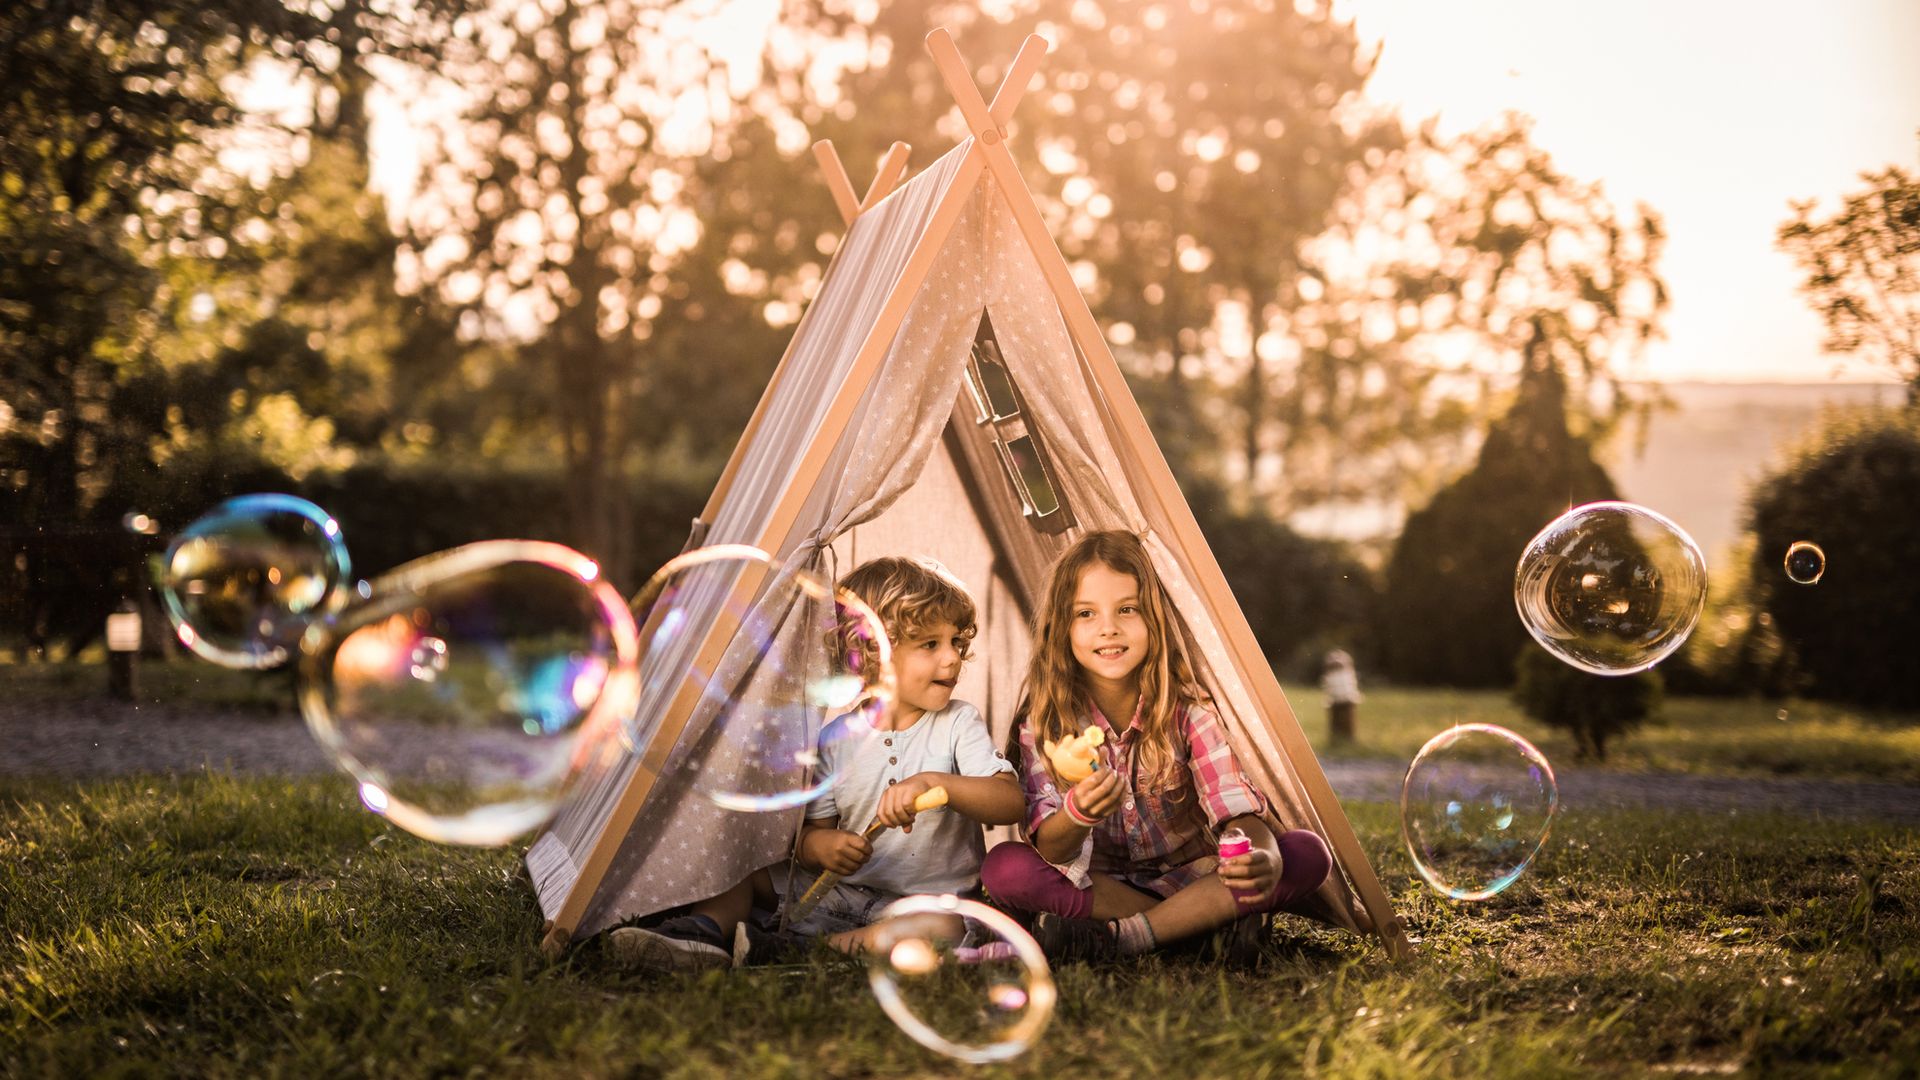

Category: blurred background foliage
[2, 0, 1915, 715]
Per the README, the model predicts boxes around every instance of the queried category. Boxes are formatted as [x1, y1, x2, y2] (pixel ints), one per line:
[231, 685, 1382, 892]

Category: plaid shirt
[1014, 696, 1269, 897]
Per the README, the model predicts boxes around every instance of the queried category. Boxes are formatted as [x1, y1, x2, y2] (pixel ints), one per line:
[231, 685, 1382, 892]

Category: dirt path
[1321, 760, 1920, 827]
[3, 699, 1918, 827]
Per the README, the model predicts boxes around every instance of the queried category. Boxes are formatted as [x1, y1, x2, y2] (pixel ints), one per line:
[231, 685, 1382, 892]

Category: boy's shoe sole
[607, 926, 734, 974]
[1030, 912, 1120, 962]
[1224, 913, 1270, 967]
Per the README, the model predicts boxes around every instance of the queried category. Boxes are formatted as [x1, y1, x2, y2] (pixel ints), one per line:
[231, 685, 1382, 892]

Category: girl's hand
[1067, 767, 1123, 823]
[1220, 847, 1281, 897]
[876, 774, 939, 833]
[817, 829, 873, 876]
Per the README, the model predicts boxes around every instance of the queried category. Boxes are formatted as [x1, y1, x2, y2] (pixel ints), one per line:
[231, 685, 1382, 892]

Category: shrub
[1382, 358, 1618, 687]
[1512, 644, 1663, 761]
[0, 457, 712, 657]
[1745, 407, 1920, 710]
[1669, 535, 1800, 698]
[1187, 481, 1377, 674]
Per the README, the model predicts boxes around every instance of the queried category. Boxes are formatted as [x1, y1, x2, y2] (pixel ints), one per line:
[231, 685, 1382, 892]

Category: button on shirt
[1015, 697, 1268, 897]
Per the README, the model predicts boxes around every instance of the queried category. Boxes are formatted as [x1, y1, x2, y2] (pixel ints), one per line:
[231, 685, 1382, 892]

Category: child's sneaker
[608, 914, 734, 973]
[1224, 912, 1270, 967]
[1030, 912, 1119, 962]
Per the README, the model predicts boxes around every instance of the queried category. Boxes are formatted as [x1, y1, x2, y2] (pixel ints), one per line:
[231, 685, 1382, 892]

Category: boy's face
[892, 620, 967, 722]
[1068, 563, 1149, 691]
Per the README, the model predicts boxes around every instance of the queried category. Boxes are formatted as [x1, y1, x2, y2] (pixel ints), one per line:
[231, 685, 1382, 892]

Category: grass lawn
[1305, 687, 1920, 785]
[4, 773, 1916, 1077]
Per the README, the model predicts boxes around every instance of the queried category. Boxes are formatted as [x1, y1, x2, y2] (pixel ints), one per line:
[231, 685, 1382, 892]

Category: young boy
[610, 556, 1025, 972]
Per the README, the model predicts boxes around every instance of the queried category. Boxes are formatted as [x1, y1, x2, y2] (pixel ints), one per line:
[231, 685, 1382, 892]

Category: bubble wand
[785, 786, 949, 923]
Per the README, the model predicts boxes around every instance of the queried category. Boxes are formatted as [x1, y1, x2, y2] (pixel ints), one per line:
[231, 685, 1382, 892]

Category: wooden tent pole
[811, 139, 860, 226]
[860, 141, 912, 210]
[925, 27, 1410, 960]
[988, 34, 1051, 125]
[542, 149, 988, 952]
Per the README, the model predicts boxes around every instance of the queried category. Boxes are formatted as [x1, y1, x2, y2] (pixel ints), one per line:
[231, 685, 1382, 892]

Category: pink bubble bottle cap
[1217, 826, 1253, 861]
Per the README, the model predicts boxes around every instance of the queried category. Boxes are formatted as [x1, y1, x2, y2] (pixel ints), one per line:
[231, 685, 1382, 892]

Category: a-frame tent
[527, 28, 1410, 960]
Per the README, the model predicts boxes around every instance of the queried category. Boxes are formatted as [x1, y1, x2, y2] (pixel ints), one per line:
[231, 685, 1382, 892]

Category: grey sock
[1111, 913, 1156, 955]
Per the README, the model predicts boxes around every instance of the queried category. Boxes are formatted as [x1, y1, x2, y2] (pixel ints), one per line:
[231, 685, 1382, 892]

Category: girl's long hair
[1018, 530, 1210, 792]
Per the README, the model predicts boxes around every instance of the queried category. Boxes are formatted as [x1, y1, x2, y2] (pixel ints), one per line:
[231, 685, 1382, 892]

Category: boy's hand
[1067, 767, 1123, 823]
[876, 774, 940, 833]
[1219, 847, 1281, 897]
[816, 829, 872, 876]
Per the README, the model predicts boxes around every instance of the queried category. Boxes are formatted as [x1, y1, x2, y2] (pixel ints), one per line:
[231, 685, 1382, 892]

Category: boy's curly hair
[833, 556, 978, 677]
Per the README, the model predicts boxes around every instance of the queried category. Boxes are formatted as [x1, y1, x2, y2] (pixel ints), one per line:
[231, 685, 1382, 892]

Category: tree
[1283, 115, 1668, 518]
[811, 0, 1395, 488]
[1778, 163, 1920, 403]
[1745, 408, 1920, 710]
[1512, 644, 1661, 762]
[1186, 479, 1374, 672]
[0, 0, 331, 655]
[395, 0, 852, 584]
[1379, 327, 1619, 686]
[813, 14, 1666, 520]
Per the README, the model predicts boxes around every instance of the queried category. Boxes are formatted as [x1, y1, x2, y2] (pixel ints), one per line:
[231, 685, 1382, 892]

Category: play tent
[526, 28, 1409, 960]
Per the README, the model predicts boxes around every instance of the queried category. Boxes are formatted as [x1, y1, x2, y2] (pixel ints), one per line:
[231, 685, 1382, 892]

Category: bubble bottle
[1217, 826, 1253, 885]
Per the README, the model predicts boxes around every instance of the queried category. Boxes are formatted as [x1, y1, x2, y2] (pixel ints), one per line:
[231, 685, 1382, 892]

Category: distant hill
[1605, 382, 1904, 560]
[1286, 381, 1905, 559]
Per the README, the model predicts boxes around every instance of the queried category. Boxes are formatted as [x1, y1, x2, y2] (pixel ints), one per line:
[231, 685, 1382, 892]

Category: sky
[1331, 0, 1920, 384]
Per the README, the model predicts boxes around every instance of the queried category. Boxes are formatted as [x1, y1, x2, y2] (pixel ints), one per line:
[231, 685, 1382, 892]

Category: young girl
[981, 530, 1333, 959]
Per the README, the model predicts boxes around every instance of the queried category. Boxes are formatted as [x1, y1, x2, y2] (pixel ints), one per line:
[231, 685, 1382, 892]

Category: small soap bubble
[301, 541, 638, 846]
[867, 894, 1055, 1064]
[1784, 541, 1825, 585]
[160, 494, 351, 669]
[625, 545, 895, 813]
[1401, 724, 1559, 901]
[408, 637, 449, 682]
[1514, 501, 1707, 675]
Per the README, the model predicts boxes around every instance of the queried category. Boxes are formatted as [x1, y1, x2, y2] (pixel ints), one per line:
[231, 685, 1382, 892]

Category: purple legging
[982, 830, 1333, 920]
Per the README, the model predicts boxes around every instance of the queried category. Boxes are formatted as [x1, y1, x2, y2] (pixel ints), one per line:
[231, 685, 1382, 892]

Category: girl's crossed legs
[980, 829, 1333, 947]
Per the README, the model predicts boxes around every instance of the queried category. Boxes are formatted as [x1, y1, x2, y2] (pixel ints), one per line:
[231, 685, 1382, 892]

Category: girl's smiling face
[891, 620, 967, 724]
[1068, 563, 1149, 690]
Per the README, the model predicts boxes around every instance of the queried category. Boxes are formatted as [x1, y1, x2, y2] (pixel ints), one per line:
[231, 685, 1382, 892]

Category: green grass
[5, 774, 1917, 1077]
[1306, 687, 1920, 784]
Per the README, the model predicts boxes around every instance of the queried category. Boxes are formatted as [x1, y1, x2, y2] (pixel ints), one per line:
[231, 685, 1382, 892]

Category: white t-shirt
[804, 700, 1016, 897]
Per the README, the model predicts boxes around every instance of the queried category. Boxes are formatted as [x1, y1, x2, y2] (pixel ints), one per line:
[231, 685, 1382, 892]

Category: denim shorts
[779, 880, 899, 939]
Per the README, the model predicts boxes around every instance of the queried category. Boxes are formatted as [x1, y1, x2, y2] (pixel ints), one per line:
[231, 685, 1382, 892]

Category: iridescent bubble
[1401, 724, 1559, 901]
[625, 545, 895, 813]
[160, 494, 351, 669]
[299, 541, 638, 846]
[866, 894, 1055, 1064]
[1784, 541, 1826, 585]
[1514, 501, 1707, 675]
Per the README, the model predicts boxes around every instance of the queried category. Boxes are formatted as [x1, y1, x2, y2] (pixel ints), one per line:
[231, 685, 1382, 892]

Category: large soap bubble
[867, 894, 1056, 1064]
[1401, 723, 1559, 901]
[625, 545, 894, 814]
[1514, 501, 1706, 675]
[298, 540, 637, 846]
[160, 494, 352, 668]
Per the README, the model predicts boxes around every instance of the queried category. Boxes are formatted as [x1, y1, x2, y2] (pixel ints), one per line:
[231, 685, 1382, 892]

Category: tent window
[1004, 436, 1060, 517]
[965, 310, 1073, 534]
[966, 327, 1022, 421]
